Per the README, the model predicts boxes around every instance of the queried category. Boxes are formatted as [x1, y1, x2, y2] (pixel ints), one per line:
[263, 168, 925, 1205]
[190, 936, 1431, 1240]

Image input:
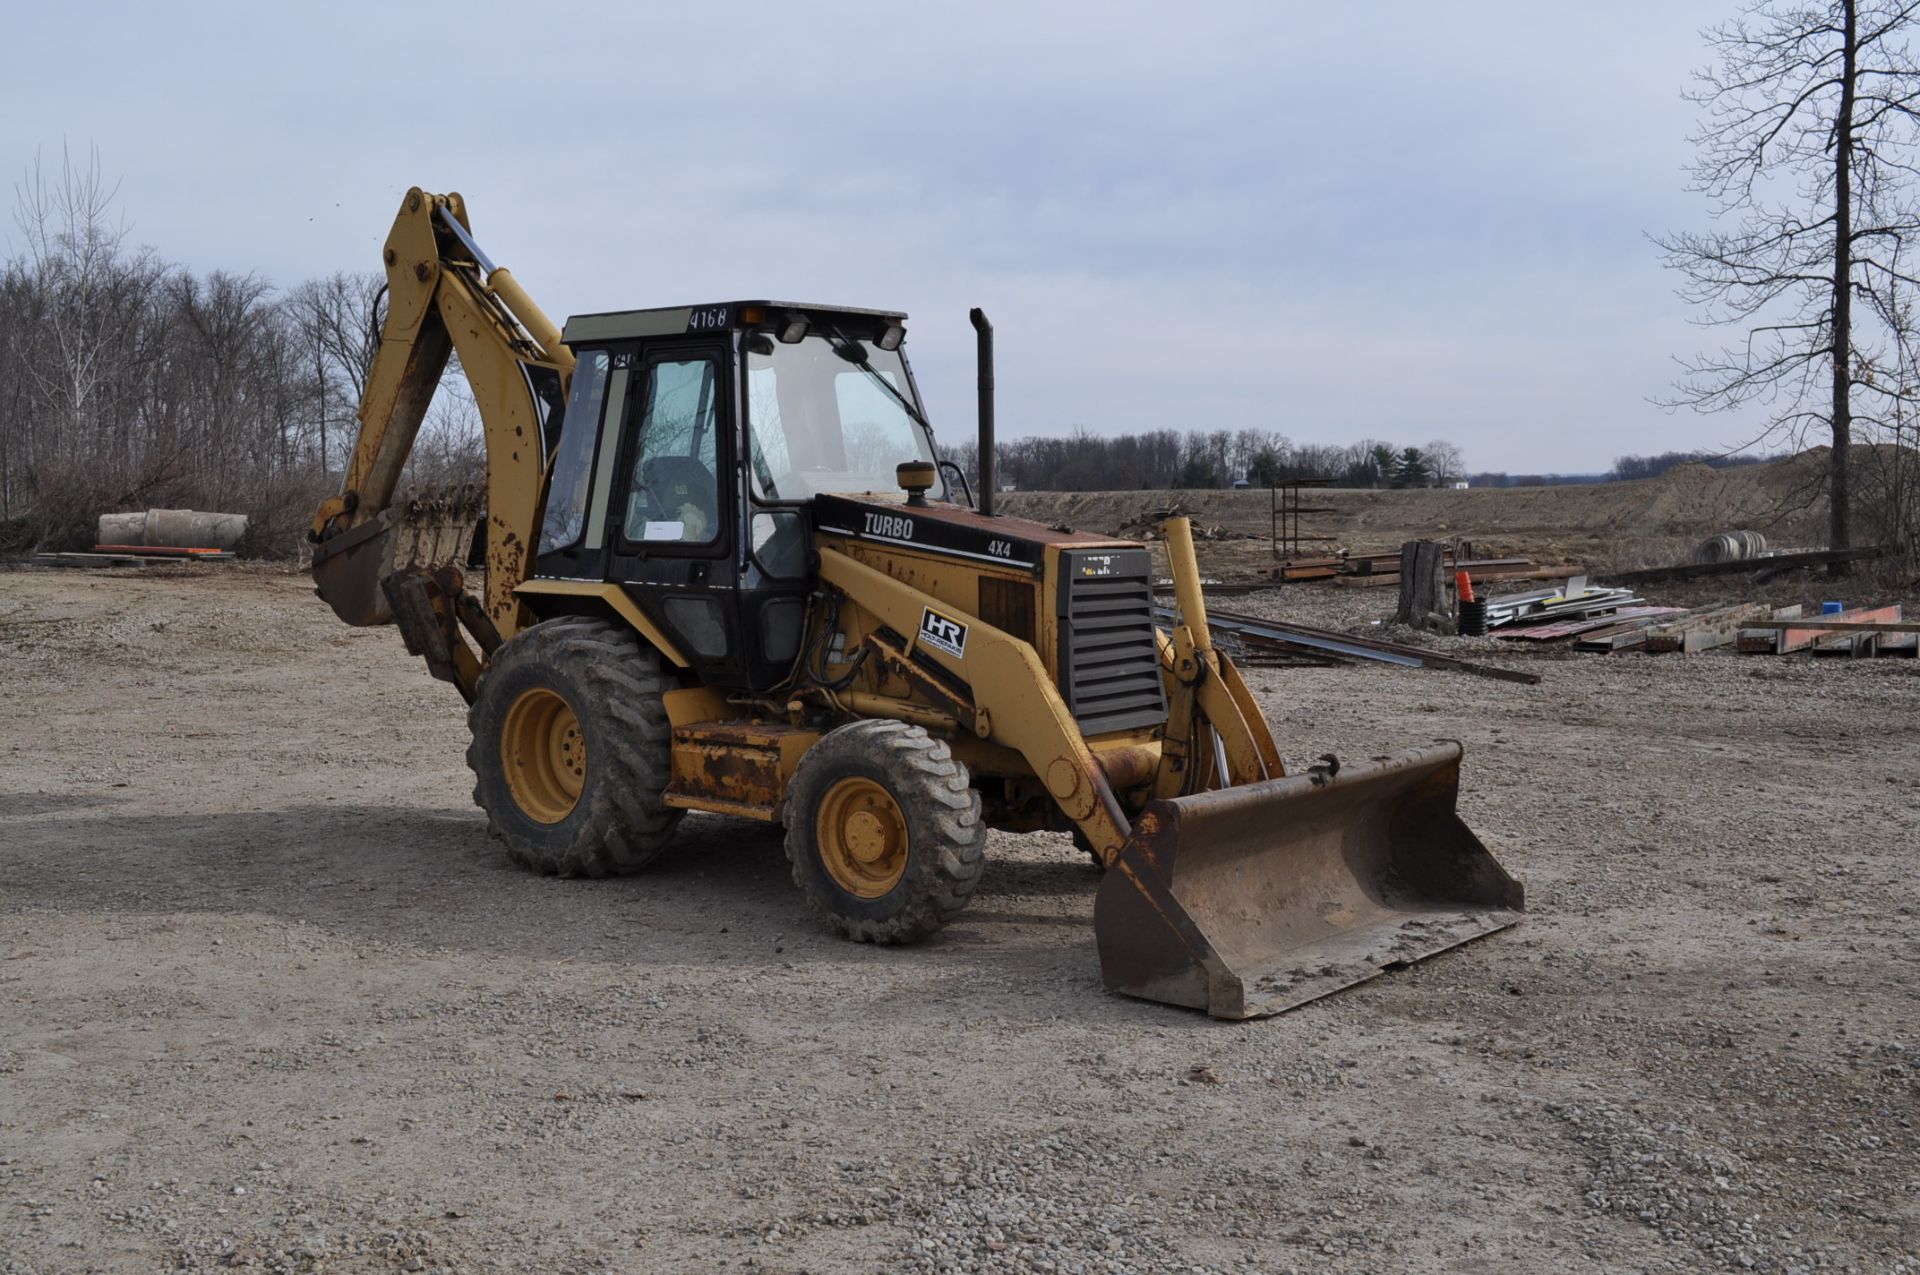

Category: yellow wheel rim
[501, 686, 587, 824]
[816, 776, 908, 899]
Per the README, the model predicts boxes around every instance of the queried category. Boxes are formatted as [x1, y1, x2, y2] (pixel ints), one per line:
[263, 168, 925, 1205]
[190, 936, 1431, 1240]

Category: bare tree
[287, 271, 383, 472]
[1658, 0, 1920, 573]
[1422, 438, 1465, 485]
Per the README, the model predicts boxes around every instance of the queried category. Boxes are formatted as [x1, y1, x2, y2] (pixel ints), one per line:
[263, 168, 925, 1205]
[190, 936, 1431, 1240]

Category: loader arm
[816, 547, 1136, 859]
[815, 518, 1281, 865]
[309, 187, 574, 649]
[822, 523, 1521, 1021]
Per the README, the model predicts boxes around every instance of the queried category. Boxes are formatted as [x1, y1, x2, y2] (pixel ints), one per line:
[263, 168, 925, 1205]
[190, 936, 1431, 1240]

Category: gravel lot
[2, 564, 1916, 1274]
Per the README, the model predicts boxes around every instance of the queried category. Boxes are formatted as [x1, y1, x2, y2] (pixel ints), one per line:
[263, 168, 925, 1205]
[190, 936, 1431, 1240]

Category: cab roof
[561, 300, 906, 347]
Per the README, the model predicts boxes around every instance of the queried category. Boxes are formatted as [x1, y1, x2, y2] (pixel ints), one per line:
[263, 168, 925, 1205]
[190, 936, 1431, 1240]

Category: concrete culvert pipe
[96, 509, 249, 551]
[1695, 530, 1767, 564]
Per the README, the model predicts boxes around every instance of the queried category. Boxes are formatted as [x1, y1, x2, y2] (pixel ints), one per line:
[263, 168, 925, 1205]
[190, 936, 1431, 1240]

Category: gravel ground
[2, 564, 1916, 1274]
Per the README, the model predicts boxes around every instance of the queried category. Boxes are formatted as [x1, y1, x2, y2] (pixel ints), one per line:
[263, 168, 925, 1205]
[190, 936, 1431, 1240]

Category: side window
[623, 356, 721, 544]
[537, 350, 611, 553]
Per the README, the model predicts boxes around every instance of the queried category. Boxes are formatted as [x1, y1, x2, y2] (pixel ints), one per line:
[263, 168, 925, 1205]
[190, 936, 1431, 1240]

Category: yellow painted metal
[827, 534, 1067, 682]
[310, 187, 572, 641]
[1162, 517, 1212, 651]
[1154, 624, 1201, 800]
[501, 686, 585, 823]
[1213, 651, 1284, 779]
[311, 190, 452, 542]
[660, 792, 781, 821]
[512, 580, 690, 667]
[433, 277, 552, 635]
[1148, 520, 1283, 795]
[838, 691, 965, 734]
[817, 546, 1133, 861]
[484, 267, 570, 368]
[664, 720, 819, 821]
[662, 685, 733, 727]
[816, 776, 909, 898]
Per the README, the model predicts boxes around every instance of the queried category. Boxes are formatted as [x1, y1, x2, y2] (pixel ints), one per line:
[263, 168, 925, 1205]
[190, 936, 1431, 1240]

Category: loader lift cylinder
[970, 307, 995, 516]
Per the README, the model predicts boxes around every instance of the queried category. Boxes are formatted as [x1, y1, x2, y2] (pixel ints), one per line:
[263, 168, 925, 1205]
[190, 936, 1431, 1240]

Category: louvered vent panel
[1056, 548, 1168, 736]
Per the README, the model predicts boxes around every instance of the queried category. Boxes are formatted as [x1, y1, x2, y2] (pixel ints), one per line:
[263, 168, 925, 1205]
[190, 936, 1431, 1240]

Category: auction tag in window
[642, 520, 685, 541]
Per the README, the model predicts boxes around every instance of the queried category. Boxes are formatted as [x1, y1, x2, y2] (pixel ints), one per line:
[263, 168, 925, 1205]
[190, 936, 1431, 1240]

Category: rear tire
[784, 720, 986, 944]
[467, 616, 682, 877]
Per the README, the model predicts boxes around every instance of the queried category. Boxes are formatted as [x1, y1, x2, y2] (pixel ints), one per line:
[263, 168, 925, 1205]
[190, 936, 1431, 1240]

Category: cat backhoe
[308, 188, 1522, 1019]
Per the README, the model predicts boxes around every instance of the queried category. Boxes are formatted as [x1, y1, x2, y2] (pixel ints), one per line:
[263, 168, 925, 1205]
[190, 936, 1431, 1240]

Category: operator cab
[534, 301, 949, 691]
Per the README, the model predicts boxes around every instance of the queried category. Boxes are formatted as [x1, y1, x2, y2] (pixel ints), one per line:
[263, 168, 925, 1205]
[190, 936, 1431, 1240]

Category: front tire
[467, 617, 682, 877]
[784, 720, 986, 944]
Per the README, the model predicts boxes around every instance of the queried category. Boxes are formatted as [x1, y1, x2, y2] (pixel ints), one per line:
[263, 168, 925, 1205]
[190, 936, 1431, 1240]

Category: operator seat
[637, 455, 719, 542]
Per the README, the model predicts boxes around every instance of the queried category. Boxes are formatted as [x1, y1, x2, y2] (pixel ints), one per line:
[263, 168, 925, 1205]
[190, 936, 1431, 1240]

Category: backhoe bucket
[312, 483, 485, 627]
[1093, 742, 1522, 1019]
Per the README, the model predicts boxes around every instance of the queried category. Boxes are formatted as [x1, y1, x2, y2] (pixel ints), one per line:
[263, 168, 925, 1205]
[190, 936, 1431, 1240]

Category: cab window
[623, 356, 720, 544]
[537, 350, 610, 553]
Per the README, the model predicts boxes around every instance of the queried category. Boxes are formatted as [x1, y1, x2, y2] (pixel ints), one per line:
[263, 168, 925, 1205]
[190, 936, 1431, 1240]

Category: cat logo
[918, 608, 968, 659]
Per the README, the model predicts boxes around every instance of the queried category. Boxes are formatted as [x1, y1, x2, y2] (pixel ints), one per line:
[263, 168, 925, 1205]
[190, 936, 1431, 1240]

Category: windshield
[745, 333, 944, 501]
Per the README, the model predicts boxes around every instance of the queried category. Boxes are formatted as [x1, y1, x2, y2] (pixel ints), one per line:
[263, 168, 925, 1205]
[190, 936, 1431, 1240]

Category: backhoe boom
[308, 187, 573, 654]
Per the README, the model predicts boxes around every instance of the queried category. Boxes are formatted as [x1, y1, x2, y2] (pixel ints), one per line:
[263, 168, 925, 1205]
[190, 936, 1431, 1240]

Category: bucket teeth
[1093, 743, 1523, 1019]
[312, 482, 486, 627]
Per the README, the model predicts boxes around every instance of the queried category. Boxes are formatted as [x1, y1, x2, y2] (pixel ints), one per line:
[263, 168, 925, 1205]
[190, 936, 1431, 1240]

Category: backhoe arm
[309, 187, 574, 643]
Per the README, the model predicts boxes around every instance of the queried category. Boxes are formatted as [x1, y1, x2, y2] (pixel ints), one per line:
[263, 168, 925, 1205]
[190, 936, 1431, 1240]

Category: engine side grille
[1056, 547, 1167, 736]
[977, 576, 1037, 646]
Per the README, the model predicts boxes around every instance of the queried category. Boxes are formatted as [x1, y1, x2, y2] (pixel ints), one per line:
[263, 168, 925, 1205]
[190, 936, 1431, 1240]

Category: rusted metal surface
[311, 514, 400, 626]
[665, 721, 820, 821]
[1758, 603, 1904, 654]
[1093, 743, 1523, 1019]
[1092, 742, 1160, 792]
[313, 484, 485, 629]
[1495, 606, 1684, 642]
[380, 565, 483, 702]
[864, 632, 977, 731]
[1174, 605, 1543, 686]
[1613, 543, 1888, 584]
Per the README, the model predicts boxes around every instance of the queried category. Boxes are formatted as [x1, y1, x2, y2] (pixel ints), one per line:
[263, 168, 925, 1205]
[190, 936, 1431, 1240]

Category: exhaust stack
[969, 307, 995, 516]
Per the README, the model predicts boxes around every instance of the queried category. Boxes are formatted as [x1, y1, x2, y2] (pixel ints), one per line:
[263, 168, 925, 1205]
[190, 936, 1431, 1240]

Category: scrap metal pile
[1472, 578, 1914, 658]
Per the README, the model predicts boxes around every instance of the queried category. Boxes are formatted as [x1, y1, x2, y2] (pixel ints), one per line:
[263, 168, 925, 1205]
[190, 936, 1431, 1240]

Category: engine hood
[811, 494, 1127, 574]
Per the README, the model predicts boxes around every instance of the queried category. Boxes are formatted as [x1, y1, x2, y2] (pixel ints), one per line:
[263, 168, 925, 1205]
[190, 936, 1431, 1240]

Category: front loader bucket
[1093, 742, 1522, 1019]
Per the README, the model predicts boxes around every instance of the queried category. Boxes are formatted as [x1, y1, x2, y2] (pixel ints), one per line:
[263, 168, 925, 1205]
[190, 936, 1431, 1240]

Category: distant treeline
[938, 432, 1786, 494]
[941, 429, 1467, 492]
[1, 151, 475, 554]
[1607, 450, 1778, 481]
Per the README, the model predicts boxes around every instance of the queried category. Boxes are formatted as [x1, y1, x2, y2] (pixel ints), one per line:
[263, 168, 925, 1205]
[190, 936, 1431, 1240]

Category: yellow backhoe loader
[309, 188, 1523, 1018]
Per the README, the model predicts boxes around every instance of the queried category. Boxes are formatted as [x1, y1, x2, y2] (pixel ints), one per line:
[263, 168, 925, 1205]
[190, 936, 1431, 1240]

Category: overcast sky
[3, 2, 1746, 473]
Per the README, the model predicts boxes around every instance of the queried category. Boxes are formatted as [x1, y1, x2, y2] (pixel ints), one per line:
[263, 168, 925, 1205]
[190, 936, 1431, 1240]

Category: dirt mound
[998, 450, 1851, 568]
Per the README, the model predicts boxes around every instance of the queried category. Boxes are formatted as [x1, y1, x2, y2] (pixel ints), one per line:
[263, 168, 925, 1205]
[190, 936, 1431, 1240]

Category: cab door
[604, 340, 746, 682]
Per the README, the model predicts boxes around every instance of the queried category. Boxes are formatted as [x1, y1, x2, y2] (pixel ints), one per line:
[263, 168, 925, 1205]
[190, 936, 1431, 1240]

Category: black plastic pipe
[969, 307, 995, 516]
